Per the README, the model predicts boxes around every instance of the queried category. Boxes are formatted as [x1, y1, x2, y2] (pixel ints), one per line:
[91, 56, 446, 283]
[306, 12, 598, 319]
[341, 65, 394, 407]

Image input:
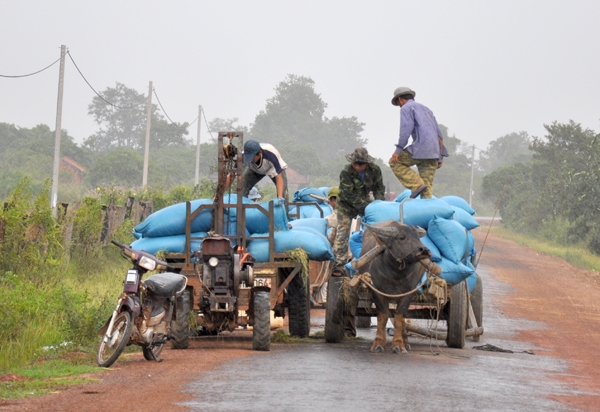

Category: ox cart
[324, 226, 484, 350]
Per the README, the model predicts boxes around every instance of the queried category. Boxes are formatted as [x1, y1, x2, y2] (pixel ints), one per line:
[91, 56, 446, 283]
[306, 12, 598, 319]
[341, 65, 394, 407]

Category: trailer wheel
[470, 275, 483, 342]
[287, 268, 310, 338]
[170, 289, 191, 349]
[356, 316, 371, 328]
[325, 276, 345, 343]
[446, 281, 467, 349]
[253, 290, 271, 351]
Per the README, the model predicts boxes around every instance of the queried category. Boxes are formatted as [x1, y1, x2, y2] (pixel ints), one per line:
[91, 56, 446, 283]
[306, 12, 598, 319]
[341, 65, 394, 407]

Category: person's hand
[390, 153, 399, 164]
[437, 160, 443, 169]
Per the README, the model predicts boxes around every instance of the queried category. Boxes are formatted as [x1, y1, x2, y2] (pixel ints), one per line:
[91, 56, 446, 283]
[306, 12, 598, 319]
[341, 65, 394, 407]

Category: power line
[201, 107, 215, 140]
[67, 51, 147, 110]
[0, 56, 61, 78]
[153, 88, 198, 126]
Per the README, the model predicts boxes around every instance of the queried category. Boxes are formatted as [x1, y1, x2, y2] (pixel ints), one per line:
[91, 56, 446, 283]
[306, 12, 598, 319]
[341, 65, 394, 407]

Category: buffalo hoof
[391, 346, 408, 354]
[371, 345, 384, 353]
[405, 343, 411, 351]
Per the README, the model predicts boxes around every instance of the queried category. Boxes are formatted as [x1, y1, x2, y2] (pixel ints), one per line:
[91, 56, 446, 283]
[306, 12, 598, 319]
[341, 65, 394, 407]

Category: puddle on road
[179, 266, 587, 412]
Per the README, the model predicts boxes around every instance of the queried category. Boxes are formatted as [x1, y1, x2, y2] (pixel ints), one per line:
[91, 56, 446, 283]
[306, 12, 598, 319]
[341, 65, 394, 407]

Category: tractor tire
[287, 269, 310, 338]
[252, 290, 271, 351]
[356, 316, 371, 328]
[325, 276, 345, 343]
[470, 275, 483, 342]
[446, 281, 468, 349]
[97, 311, 133, 368]
[170, 289, 191, 349]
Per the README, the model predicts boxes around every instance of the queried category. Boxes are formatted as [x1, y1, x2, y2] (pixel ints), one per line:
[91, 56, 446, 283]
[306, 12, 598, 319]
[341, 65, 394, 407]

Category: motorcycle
[97, 240, 188, 367]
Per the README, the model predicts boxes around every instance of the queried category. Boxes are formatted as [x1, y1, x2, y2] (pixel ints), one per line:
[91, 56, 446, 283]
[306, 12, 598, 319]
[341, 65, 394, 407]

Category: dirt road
[2, 229, 600, 411]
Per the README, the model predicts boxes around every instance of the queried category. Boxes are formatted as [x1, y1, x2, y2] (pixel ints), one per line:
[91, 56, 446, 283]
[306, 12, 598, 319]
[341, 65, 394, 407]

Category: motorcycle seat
[144, 273, 186, 297]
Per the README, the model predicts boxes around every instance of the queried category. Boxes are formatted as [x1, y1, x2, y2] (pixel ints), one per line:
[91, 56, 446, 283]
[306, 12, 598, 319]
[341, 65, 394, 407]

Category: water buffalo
[359, 220, 431, 353]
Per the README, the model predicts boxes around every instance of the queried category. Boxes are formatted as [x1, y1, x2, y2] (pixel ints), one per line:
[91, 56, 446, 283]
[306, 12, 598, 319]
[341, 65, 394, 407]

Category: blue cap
[243, 140, 261, 163]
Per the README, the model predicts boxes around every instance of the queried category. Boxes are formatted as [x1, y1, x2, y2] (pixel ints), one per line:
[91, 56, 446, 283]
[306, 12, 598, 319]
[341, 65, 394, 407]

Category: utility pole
[469, 144, 475, 206]
[194, 105, 202, 185]
[142, 81, 152, 188]
[51, 45, 66, 216]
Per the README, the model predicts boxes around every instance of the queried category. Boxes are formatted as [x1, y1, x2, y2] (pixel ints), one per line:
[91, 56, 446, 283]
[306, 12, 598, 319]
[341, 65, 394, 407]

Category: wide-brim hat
[243, 140, 261, 163]
[345, 147, 375, 164]
[391, 86, 416, 106]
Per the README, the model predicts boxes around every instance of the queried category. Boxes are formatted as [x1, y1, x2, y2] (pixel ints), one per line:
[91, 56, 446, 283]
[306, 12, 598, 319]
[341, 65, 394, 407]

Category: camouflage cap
[345, 147, 375, 164]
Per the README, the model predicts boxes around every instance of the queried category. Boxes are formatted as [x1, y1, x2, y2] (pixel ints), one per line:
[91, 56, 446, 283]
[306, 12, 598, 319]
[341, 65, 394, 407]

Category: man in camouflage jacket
[333, 147, 385, 274]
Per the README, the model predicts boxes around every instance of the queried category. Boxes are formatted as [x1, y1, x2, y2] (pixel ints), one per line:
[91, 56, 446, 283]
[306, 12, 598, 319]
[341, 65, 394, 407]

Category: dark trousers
[242, 168, 289, 201]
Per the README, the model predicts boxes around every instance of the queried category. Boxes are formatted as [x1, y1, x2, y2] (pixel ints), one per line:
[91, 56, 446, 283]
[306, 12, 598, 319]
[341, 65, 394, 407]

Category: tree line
[1, 74, 532, 214]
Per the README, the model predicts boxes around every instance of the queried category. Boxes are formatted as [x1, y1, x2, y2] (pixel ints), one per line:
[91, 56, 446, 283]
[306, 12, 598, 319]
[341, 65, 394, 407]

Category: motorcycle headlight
[208, 257, 219, 267]
[139, 256, 157, 271]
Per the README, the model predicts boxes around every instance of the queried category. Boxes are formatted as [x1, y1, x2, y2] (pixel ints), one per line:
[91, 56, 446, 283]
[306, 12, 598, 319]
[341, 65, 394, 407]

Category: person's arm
[274, 173, 284, 198]
[372, 167, 386, 200]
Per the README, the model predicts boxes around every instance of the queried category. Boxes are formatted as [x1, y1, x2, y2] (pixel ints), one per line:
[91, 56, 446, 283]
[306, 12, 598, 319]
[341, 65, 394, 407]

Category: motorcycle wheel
[97, 311, 133, 368]
[142, 343, 164, 361]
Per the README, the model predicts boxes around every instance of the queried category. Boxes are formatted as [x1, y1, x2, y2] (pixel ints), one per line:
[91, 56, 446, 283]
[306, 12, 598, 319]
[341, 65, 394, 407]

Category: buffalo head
[363, 220, 430, 264]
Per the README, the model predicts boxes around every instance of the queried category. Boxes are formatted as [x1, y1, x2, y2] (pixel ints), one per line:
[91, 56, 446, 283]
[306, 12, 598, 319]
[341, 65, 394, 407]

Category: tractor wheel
[470, 275, 483, 342]
[287, 268, 310, 338]
[252, 290, 271, 351]
[325, 276, 345, 343]
[170, 289, 191, 349]
[446, 281, 468, 349]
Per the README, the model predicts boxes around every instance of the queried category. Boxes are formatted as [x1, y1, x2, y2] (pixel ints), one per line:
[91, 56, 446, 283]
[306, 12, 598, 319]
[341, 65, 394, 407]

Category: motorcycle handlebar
[110, 239, 175, 272]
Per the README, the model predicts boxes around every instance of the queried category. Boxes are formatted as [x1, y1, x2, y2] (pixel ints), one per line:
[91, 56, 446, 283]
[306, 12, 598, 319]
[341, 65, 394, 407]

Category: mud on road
[2, 229, 600, 411]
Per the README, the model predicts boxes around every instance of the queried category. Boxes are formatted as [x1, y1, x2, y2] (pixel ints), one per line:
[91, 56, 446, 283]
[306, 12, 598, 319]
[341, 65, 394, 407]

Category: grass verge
[0, 356, 101, 399]
[485, 227, 600, 275]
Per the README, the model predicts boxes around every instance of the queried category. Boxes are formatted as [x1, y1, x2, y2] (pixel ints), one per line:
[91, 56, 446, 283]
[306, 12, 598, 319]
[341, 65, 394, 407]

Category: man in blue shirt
[389, 87, 448, 199]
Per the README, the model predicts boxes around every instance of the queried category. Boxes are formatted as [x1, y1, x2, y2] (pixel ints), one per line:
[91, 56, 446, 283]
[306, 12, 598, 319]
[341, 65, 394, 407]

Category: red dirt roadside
[2, 229, 600, 411]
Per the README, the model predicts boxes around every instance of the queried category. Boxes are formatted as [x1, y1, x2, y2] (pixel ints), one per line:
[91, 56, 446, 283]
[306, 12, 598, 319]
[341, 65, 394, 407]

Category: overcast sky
[2, 0, 600, 161]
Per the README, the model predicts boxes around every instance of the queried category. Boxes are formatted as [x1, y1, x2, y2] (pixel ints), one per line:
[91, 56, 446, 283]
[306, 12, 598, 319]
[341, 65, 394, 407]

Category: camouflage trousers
[333, 212, 353, 271]
[388, 151, 438, 199]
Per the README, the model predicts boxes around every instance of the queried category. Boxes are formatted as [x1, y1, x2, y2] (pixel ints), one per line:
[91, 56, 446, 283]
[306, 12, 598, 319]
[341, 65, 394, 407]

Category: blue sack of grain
[132, 231, 142, 239]
[289, 203, 330, 219]
[289, 218, 328, 237]
[245, 198, 290, 234]
[427, 216, 470, 263]
[437, 257, 475, 285]
[450, 206, 480, 230]
[293, 187, 328, 204]
[363, 199, 454, 229]
[467, 231, 476, 258]
[221, 193, 252, 218]
[247, 227, 334, 262]
[393, 189, 411, 203]
[440, 195, 475, 215]
[319, 187, 331, 198]
[130, 232, 207, 255]
[134, 199, 214, 238]
[419, 234, 442, 262]
[349, 230, 364, 259]
[466, 272, 478, 293]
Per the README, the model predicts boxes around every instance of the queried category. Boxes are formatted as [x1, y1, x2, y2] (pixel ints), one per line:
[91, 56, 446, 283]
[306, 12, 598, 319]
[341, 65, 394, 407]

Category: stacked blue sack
[131, 194, 289, 254]
[355, 194, 480, 287]
[247, 226, 334, 262]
